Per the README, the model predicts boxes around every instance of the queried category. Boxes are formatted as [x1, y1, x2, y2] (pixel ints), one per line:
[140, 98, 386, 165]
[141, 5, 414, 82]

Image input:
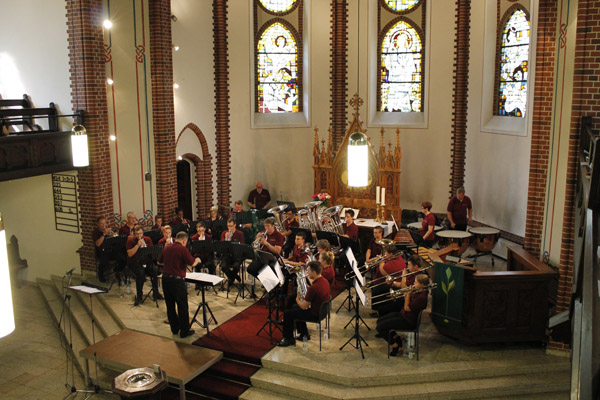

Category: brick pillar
[149, 0, 178, 219]
[67, 0, 113, 272]
[524, 0, 557, 256]
[330, 0, 348, 151]
[449, 0, 471, 195]
[213, 0, 231, 207]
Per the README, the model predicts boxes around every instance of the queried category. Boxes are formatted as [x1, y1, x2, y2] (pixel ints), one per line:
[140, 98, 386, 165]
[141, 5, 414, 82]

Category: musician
[157, 231, 200, 339]
[220, 219, 245, 284]
[447, 187, 472, 231]
[376, 274, 430, 356]
[248, 217, 285, 277]
[320, 250, 335, 287]
[371, 244, 406, 314]
[341, 209, 358, 240]
[170, 207, 189, 226]
[316, 239, 331, 254]
[92, 216, 114, 282]
[247, 181, 271, 209]
[420, 201, 436, 246]
[192, 221, 215, 275]
[278, 261, 330, 347]
[365, 226, 384, 263]
[126, 225, 162, 306]
[206, 206, 223, 238]
[158, 225, 174, 246]
[152, 216, 164, 230]
[377, 255, 426, 317]
[282, 209, 299, 257]
[231, 200, 253, 244]
[119, 211, 137, 236]
[286, 232, 309, 268]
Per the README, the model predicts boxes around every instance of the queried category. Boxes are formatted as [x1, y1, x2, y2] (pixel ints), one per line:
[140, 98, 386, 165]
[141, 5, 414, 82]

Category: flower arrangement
[312, 192, 332, 207]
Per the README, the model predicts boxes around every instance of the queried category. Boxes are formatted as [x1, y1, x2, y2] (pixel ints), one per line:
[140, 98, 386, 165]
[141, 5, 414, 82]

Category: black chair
[387, 310, 424, 360]
[294, 300, 331, 351]
[400, 209, 419, 227]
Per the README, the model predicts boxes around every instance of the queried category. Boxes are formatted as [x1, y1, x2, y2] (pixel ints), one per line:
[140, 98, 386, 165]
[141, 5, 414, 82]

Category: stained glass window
[383, 0, 421, 12]
[257, 22, 299, 113]
[259, 0, 296, 13]
[497, 8, 530, 117]
[380, 20, 423, 112]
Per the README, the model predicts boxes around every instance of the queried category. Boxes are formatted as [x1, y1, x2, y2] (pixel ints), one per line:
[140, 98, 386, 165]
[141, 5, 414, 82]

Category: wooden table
[79, 329, 222, 400]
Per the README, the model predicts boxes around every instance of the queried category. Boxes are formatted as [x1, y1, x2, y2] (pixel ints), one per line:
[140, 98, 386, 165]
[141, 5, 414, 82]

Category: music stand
[213, 240, 235, 292]
[315, 230, 340, 247]
[255, 250, 283, 343]
[65, 283, 111, 398]
[277, 200, 296, 210]
[339, 278, 370, 359]
[144, 228, 162, 246]
[185, 272, 224, 334]
[190, 240, 218, 294]
[231, 243, 254, 303]
[337, 238, 360, 313]
[291, 226, 314, 244]
[138, 245, 163, 307]
[104, 235, 128, 289]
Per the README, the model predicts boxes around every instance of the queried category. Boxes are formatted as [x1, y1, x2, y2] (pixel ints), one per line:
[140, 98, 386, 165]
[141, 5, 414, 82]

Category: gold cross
[349, 92, 363, 117]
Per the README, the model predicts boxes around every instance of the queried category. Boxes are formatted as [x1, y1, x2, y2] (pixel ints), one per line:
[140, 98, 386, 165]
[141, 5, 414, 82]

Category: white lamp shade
[71, 130, 89, 167]
[0, 225, 15, 339]
[348, 143, 368, 187]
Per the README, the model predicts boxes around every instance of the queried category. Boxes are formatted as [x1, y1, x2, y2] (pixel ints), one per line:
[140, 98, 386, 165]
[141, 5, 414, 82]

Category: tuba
[296, 267, 309, 301]
[321, 205, 345, 235]
[267, 204, 288, 233]
[303, 201, 323, 232]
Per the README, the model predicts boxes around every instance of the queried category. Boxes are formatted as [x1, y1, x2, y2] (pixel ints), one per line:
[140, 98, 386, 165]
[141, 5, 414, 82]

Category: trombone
[363, 264, 432, 290]
[343, 239, 401, 280]
[371, 283, 438, 306]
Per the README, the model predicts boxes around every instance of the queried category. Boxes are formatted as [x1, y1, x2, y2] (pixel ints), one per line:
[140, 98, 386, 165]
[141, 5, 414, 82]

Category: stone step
[250, 368, 571, 400]
[240, 387, 301, 400]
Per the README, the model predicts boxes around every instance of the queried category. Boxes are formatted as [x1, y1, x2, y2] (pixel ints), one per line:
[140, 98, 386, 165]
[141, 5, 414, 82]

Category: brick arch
[176, 123, 213, 218]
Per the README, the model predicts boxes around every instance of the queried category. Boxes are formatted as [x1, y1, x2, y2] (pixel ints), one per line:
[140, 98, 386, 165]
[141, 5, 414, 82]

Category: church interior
[0, 0, 599, 399]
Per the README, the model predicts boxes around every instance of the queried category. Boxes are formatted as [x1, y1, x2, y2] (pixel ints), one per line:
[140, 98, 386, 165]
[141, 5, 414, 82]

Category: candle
[376, 186, 380, 204]
[381, 188, 386, 205]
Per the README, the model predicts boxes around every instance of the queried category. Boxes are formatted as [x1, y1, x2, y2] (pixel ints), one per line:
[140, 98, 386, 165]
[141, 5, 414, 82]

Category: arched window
[496, 7, 530, 117]
[256, 22, 299, 113]
[382, 0, 421, 13]
[379, 19, 423, 113]
[259, 0, 297, 14]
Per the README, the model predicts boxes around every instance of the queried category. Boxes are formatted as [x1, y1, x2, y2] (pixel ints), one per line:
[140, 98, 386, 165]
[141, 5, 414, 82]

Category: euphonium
[303, 201, 323, 231]
[297, 209, 316, 232]
[267, 204, 288, 233]
[296, 267, 309, 301]
[321, 205, 345, 235]
[252, 230, 267, 250]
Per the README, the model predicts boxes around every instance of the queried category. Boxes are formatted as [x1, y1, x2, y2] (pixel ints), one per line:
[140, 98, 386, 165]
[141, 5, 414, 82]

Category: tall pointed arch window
[496, 7, 530, 117]
[379, 19, 423, 113]
[257, 22, 299, 113]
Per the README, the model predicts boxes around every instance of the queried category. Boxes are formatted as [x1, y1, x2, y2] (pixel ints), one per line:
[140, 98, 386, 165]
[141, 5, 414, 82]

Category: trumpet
[252, 230, 267, 250]
[363, 264, 433, 290]
[371, 283, 438, 306]
[225, 230, 233, 241]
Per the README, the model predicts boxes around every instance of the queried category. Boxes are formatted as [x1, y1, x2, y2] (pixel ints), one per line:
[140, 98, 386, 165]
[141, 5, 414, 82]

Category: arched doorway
[176, 159, 193, 220]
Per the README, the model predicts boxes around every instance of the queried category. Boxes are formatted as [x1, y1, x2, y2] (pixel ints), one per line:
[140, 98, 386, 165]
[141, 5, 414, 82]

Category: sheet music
[391, 214, 399, 231]
[346, 248, 364, 286]
[185, 272, 224, 285]
[257, 265, 279, 292]
[274, 261, 285, 285]
[68, 285, 105, 294]
[354, 279, 368, 306]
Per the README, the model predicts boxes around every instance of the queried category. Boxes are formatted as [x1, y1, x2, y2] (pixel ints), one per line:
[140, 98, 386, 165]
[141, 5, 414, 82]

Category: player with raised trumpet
[369, 244, 406, 316]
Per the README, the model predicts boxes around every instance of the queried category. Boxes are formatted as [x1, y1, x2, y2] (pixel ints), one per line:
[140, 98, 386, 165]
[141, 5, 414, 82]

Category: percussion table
[467, 226, 502, 266]
[436, 230, 472, 256]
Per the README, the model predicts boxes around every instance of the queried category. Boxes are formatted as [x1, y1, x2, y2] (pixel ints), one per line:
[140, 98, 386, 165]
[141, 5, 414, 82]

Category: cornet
[252, 230, 267, 250]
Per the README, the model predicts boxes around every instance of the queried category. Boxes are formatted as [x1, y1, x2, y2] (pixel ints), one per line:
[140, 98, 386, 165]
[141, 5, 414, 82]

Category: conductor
[158, 231, 200, 339]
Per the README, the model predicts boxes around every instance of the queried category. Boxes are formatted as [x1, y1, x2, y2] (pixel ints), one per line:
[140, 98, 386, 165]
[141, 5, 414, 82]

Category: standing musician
[247, 181, 271, 209]
[220, 219, 245, 285]
[278, 260, 330, 347]
[157, 231, 200, 339]
[447, 187, 473, 231]
[158, 225, 174, 246]
[119, 211, 137, 236]
[126, 225, 162, 306]
[371, 244, 406, 315]
[319, 250, 335, 288]
[376, 274, 430, 356]
[191, 221, 215, 275]
[420, 201, 436, 247]
[341, 209, 359, 239]
[170, 207, 189, 226]
[247, 217, 285, 278]
[377, 255, 426, 317]
[282, 209, 299, 257]
[365, 226, 384, 264]
[92, 216, 114, 282]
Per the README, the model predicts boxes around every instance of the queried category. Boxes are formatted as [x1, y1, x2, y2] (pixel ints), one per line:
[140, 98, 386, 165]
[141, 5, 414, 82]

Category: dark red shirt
[158, 241, 195, 277]
[191, 233, 211, 241]
[170, 217, 188, 226]
[158, 237, 173, 246]
[247, 188, 271, 209]
[421, 213, 436, 241]
[367, 238, 382, 258]
[191, 233, 212, 258]
[400, 290, 428, 327]
[119, 224, 135, 236]
[290, 245, 309, 264]
[375, 256, 406, 280]
[321, 266, 335, 287]
[126, 236, 153, 263]
[447, 195, 472, 225]
[305, 276, 330, 317]
[264, 230, 285, 255]
[284, 218, 299, 231]
[92, 228, 105, 256]
[221, 229, 245, 243]
[404, 270, 426, 287]
[342, 222, 359, 239]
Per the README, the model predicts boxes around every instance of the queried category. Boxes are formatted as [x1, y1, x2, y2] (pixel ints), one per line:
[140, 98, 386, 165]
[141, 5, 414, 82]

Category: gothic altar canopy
[312, 94, 402, 221]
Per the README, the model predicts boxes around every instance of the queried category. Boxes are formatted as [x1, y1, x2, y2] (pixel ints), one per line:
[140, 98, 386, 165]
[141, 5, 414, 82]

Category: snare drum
[468, 227, 500, 253]
[436, 230, 472, 256]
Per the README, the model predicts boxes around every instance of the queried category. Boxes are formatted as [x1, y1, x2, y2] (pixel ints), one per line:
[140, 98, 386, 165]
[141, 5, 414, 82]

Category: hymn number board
[52, 173, 79, 233]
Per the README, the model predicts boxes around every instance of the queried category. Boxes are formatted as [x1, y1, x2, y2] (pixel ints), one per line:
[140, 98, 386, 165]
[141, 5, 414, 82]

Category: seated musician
[278, 260, 330, 347]
[220, 219, 245, 284]
[371, 244, 406, 315]
[376, 274, 430, 356]
[316, 239, 331, 255]
[158, 225, 174, 246]
[206, 205, 223, 237]
[192, 221, 215, 275]
[366, 226, 384, 264]
[247, 217, 285, 278]
[152, 215, 164, 230]
[283, 232, 310, 298]
[341, 209, 358, 239]
[231, 200, 253, 244]
[282, 209, 299, 257]
[377, 255, 426, 317]
[126, 225, 162, 306]
[170, 207, 189, 226]
[247, 181, 271, 210]
[119, 211, 137, 236]
[319, 250, 335, 287]
[420, 201, 436, 247]
[92, 216, 114, 282]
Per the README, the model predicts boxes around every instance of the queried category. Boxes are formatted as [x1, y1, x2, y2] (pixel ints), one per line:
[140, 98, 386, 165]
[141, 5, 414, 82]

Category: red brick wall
[213, 0, 231, 207]
[67, 0, 113, 272]
[149, 0, 178, 220]
[330, 0, 348, 151]
[524, 0, 557, 256]
[449, 0, 471, 195]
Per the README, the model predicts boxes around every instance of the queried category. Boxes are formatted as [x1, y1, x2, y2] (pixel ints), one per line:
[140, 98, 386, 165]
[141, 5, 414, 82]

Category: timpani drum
[436, 230, 472, 256]
[407, 222, 443, 231]
[469, 227, 500, 253]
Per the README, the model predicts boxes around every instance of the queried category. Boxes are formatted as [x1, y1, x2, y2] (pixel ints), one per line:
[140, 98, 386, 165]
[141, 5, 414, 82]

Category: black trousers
[221, 254, 243, 282]
[196, 257, 215, 275]
[162, 276, 190, 335]
[96, 251, 110, 280]
[377, 297, 405, 317]
[454, 224, 468, 231]
[131, 262, 159, 299]
[376, 312, 414, 343]
[282, 304, 318, 339]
